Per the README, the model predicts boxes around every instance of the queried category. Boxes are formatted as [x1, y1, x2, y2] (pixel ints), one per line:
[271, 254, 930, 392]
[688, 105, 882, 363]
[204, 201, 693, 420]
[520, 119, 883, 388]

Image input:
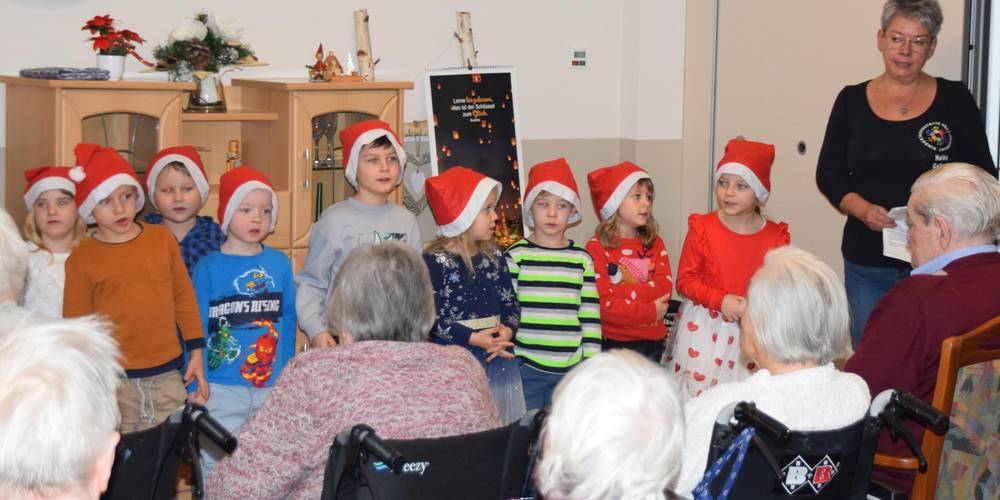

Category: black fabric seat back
[702, 415, 881, 500]
[324, 409, 546, 500]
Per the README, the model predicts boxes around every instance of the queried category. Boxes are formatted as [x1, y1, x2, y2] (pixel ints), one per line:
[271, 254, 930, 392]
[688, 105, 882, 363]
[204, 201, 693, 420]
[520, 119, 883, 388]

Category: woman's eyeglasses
[885, 32, 933, 54]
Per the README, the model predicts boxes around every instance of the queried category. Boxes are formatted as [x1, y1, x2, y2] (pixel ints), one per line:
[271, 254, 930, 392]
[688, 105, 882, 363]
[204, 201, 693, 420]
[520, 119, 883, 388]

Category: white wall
[0, 0, 686, 143]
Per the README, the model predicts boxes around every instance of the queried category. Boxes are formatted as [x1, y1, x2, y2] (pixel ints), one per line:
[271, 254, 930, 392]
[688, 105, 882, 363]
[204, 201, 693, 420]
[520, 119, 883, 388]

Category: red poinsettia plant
[82, 15, 145, 56]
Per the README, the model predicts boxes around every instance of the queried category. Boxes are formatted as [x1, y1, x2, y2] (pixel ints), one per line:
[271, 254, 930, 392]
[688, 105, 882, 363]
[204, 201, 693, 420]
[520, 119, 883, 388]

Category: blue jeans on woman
[843, 259, 909, 346]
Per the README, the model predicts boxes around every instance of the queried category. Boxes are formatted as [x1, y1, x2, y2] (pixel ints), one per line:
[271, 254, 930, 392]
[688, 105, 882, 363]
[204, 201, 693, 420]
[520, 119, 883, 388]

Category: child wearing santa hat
[63, 143, 208, 432]
[585, 162, 673, 362]
[21, 166, 87, 318]
[667, 138, 790, 401]
[190, 166, 296, 473]
[143, 146, 226, 277]
[424, 166, 524, 424]
[296, 119, 421, 349]
[503, 158, 601, 411]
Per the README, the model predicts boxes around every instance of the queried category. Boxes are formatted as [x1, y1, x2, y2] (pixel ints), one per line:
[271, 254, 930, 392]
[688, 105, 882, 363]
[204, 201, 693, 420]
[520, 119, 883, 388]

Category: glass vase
[186, 73, 227, 112]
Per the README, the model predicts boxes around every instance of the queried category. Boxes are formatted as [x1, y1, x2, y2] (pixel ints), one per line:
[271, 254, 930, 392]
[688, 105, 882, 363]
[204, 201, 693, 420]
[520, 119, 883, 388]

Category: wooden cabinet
[1, 76, 412, 265]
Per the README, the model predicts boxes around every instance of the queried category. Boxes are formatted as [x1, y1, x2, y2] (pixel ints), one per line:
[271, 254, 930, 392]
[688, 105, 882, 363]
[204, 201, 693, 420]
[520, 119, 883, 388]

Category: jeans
[519, 363, 563, 411]
[200, 383, 273, 474]
[843, 259, 909, 346]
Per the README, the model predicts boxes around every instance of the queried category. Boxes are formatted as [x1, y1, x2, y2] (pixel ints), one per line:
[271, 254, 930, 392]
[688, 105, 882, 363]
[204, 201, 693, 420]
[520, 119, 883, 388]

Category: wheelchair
[696, 389, 950, 499]
[101, 403, 237, 500]
[321, 409, 547, 500]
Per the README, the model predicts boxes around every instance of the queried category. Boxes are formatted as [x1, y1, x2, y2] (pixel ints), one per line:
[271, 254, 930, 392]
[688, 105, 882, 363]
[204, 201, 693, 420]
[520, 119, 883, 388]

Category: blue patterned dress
[424, 248, 525, 424]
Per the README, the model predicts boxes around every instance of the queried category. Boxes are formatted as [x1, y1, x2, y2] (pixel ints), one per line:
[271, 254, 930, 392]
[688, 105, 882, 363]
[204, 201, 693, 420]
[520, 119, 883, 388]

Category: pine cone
[183, 42, 213, 70]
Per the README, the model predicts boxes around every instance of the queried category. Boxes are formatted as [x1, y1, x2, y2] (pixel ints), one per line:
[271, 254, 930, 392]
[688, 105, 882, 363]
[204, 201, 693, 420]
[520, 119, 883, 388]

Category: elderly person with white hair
[535, 349, 685, 500]
[676, 246, 870, 496]
[0, 313, 124, 500]
[846, 162, 1000, 490]
[207, 241, 501, 499]
[0, 207, 29, 311]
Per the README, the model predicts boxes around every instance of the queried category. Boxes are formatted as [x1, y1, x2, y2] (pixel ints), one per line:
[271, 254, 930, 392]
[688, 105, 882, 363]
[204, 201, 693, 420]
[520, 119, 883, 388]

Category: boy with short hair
[296, 119, 422, 347]
[504, 158, 602, 410]
[143, 146, 226, 276]
[63, 143, 208, 432]
[191, 166, 296, 471]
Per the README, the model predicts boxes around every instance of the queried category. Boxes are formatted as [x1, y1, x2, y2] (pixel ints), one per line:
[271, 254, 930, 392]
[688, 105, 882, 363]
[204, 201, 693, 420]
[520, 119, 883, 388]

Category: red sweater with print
[585, 236, 672, 341]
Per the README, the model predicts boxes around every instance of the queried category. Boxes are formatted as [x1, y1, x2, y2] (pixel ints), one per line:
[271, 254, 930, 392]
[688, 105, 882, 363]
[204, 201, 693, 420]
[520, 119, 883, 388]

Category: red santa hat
[715, 138, 774, 205]
[217, 166, 279, 235]
[71, 143, 145, 224]
[339, 119, 407, 189]
[143, 146, 211, 209]
[523, 158, 582, 227]
[23, 166, 76, 210]
[425, 166, 502, 237]
[586, 162, 652, 220]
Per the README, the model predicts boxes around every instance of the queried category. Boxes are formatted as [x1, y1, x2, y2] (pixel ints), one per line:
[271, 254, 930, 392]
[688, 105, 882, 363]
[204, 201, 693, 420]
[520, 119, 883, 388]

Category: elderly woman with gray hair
[675, 246, 871, 496]
[816, 0, 997, 346]
[207, 242, 501, 500]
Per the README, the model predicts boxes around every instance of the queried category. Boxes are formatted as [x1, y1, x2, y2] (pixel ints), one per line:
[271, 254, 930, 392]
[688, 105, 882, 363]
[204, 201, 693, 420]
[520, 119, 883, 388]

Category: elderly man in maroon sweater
[845, 162, 1000, 490]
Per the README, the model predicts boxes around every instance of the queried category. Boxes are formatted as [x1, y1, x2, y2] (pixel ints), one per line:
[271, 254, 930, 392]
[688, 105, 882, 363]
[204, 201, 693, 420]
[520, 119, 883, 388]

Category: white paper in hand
[882, 206, 910, 263]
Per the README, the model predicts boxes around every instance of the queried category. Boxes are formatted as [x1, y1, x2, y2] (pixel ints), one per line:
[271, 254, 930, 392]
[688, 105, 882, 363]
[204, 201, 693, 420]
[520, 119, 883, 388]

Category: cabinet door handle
[302, 148, 311, 191]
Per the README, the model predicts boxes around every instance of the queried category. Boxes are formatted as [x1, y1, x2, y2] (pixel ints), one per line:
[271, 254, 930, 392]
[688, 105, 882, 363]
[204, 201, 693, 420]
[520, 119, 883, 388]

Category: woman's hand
[840, 193, 896, 231]
[721, 294, 745, 322]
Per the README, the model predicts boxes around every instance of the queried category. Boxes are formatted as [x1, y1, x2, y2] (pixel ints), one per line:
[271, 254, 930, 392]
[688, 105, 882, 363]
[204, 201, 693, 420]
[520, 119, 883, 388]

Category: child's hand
[470, 325, 515, 362]
[185, 349, 210, 401]
[721, 294, 745, 322]
[187, 392, 208, 406]
[654, 293, 671, 320]
[469, 324, 501, 351]
[310, 331, 338, 349]
[497, 322, 514, 343]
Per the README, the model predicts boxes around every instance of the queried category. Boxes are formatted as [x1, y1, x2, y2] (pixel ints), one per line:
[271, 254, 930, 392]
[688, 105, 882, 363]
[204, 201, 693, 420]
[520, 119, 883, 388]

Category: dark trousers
[602, 338, 665, 364]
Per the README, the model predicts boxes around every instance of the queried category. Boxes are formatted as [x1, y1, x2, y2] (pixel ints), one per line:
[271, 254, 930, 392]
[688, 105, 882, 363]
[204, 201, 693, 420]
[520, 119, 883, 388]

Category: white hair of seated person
[910, 162, 1000, 245]
[0, 314, 123, 499]
[536, 350, 684, 500]
[0, 207, 28, 303]
[745, 246, 853, 366]
[327, 241, 435, 343]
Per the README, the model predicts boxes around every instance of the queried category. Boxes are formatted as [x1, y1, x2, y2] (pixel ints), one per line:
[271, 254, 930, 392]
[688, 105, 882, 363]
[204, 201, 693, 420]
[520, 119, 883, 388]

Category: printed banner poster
[424, 67, 526, 247]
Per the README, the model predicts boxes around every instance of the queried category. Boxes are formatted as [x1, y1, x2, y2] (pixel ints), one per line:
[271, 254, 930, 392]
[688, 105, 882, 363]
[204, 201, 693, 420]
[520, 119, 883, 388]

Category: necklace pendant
[900, 105, 909, 115]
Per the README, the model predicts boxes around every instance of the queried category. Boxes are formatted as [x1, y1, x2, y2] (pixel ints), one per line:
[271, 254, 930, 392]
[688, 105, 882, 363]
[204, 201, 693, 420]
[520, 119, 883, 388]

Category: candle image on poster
[424, 67, 525, 248]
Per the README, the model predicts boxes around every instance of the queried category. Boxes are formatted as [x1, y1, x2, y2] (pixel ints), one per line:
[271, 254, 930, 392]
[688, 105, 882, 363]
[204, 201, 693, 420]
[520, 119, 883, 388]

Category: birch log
[354, 9, 375, 80]
[405, 120, 428, 138]
[456, 12, 477, 69]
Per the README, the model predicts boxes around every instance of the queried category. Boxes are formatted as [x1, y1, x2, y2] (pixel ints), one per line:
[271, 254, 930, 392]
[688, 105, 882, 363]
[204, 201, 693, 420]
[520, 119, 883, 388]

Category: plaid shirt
[144, 213, 226, 277]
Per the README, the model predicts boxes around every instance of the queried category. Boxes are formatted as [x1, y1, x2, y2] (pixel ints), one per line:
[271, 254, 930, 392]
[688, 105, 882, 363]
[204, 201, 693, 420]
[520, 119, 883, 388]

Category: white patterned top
[23, 243, 69, 318]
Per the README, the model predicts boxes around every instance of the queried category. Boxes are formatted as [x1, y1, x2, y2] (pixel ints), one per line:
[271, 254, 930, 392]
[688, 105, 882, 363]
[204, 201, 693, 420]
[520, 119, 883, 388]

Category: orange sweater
[64, 223, 205, 376]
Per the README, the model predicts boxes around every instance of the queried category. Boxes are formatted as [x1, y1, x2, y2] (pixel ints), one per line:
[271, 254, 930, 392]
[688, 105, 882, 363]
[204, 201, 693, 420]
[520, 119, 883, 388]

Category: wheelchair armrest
[868, 478, 910, 500]
[873, 452, 919, 471]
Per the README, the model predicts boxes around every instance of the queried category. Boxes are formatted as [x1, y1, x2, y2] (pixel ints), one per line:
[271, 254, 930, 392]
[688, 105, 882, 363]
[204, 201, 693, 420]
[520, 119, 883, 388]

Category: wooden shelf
[232, 78, 413, 91]
[0, 76, 193, 90]
[181, 109, 279, 122]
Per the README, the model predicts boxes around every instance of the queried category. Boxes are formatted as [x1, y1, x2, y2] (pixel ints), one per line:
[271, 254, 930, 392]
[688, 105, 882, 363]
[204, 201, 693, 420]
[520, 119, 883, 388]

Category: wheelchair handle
[353, 425, 405, 473]
[733, 402, 790, 445]
[892, 391, 949, 436]
[185, 403, 238, 455]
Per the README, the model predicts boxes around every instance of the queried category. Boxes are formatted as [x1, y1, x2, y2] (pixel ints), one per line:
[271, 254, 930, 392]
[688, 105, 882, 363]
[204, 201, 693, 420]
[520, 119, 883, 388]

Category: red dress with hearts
[667, 212, 789, 400]
[585, 236, 673, 342]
